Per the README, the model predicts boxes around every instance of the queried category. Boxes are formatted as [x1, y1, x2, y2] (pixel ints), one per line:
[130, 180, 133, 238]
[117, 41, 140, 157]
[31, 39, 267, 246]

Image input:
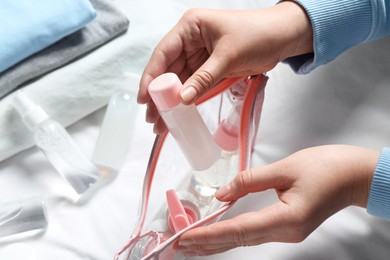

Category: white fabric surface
[1, 0, 390, 259]
[0, 0, 186, 162]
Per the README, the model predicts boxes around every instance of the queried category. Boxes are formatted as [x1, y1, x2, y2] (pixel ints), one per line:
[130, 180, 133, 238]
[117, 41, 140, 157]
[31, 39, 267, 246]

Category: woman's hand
[138, 1, 313, 134]
[177, 145, 379, 256]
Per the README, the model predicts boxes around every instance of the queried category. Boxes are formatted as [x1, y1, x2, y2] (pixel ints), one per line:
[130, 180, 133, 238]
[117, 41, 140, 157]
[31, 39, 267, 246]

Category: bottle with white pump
[12, 91, 102, 196]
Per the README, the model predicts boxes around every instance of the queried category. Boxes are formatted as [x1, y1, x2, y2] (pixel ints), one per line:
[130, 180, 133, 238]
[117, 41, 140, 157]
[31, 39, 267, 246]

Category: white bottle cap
[120, 72, 140, 95]
[92, 72, 141, 173]
[12, 91, 49, 130]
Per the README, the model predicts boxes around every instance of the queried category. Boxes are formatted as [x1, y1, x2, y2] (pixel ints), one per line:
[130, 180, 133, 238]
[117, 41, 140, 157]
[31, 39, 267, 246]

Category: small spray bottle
[12, 91, 102, 196]
[92, 72, 140, 175]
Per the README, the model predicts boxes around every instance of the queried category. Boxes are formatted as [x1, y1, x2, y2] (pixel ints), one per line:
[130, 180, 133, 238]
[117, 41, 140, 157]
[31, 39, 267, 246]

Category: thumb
[215, 163, 290, 201]
[180, 52, 231, 104]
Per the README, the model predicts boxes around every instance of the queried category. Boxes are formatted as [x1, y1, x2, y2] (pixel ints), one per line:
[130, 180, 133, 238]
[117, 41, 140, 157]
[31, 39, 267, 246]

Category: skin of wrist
[272, 1, 314, 60]
[351, 147, 379, 208]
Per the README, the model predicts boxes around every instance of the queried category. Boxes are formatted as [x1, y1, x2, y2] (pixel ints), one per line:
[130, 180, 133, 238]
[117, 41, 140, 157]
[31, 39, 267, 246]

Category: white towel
[0, 0, 186, 162]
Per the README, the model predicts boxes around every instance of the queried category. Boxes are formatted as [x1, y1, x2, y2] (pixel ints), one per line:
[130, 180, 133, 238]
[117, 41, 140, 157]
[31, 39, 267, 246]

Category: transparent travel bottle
[127, 219, 174, 260]
[190, 80, 246, 207]
[12, 91, 102, 196]
[148, 73, 220, 171]
[92, 72, 140, 175]
[0, 197, 48, 241]
[126, 189, 201, 260]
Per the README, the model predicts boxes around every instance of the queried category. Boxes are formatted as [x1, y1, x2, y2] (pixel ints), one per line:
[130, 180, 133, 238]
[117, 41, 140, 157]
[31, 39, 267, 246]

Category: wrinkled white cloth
[0, 0, 187, 162]
[2, 0, 390, 260]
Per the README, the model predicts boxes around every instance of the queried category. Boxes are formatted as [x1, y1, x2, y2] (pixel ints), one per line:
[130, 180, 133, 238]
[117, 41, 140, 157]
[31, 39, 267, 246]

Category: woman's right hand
[138, 1, 313, 134]
[177, 145, 379, 256]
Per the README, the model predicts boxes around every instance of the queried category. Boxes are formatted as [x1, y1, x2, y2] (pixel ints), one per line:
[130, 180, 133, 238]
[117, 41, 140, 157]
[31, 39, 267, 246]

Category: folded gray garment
[0, 0, 129, 99]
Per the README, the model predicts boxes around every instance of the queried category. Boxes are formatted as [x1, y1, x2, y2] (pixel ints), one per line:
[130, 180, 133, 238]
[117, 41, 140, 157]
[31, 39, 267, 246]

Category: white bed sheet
[1, 0, 390, 259]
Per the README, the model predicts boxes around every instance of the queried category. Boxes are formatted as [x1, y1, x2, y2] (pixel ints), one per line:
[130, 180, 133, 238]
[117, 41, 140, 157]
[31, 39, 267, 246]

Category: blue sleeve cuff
[367, 147, 390, 220]
[285, 0, 373, 74]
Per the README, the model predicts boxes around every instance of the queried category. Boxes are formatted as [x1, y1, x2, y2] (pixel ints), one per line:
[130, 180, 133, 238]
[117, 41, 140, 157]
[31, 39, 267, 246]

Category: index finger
[138, 29, 184, 104]
[179, 202, 289, 247]
[215, 162, 294, 202]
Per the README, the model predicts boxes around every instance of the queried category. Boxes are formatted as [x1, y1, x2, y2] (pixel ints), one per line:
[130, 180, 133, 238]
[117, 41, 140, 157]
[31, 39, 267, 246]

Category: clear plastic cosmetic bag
[115, 74, 268, 260]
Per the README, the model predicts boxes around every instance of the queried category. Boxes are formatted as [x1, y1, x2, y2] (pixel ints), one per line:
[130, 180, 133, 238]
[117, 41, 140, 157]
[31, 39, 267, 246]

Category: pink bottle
[148, 73, 220, 171]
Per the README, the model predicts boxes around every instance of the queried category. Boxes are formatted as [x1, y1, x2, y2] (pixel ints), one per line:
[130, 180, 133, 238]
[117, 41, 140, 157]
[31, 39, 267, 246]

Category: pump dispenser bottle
[12, 91, 101, 196]
[148, 73, 220, 171]
[92, 72, 140, 175]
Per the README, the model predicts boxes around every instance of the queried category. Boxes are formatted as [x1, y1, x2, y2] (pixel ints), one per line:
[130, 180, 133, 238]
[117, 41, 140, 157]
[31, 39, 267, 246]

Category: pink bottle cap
[213, 120, 239, 151]
[166, 189, 198, 233]
[148, 73, 182, 111]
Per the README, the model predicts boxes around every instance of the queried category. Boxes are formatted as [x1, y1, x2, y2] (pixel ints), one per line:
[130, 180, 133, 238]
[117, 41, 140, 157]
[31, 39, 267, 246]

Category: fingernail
[215, 184, 231, 199]
[180, 86, 197, 103]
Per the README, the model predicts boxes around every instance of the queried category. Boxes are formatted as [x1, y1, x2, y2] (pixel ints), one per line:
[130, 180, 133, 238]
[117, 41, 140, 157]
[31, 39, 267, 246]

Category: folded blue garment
[0, 0, 96, 73]
[0, 0, 129, 99]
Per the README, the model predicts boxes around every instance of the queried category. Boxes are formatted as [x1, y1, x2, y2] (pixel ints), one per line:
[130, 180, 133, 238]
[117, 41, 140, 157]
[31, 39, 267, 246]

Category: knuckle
[154, 48, 173, 68]
[231, 225, 250, 247]
[236, 169, 254, 191]
[276, 158, 292, 174]
[291, 228, 310, 243]
[181, 8, 203, 23]
[192, 70, 215, 92]
[182, 8, 198, 18]
[285, 214, 311, 243]
[196, 226, 212, 244]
